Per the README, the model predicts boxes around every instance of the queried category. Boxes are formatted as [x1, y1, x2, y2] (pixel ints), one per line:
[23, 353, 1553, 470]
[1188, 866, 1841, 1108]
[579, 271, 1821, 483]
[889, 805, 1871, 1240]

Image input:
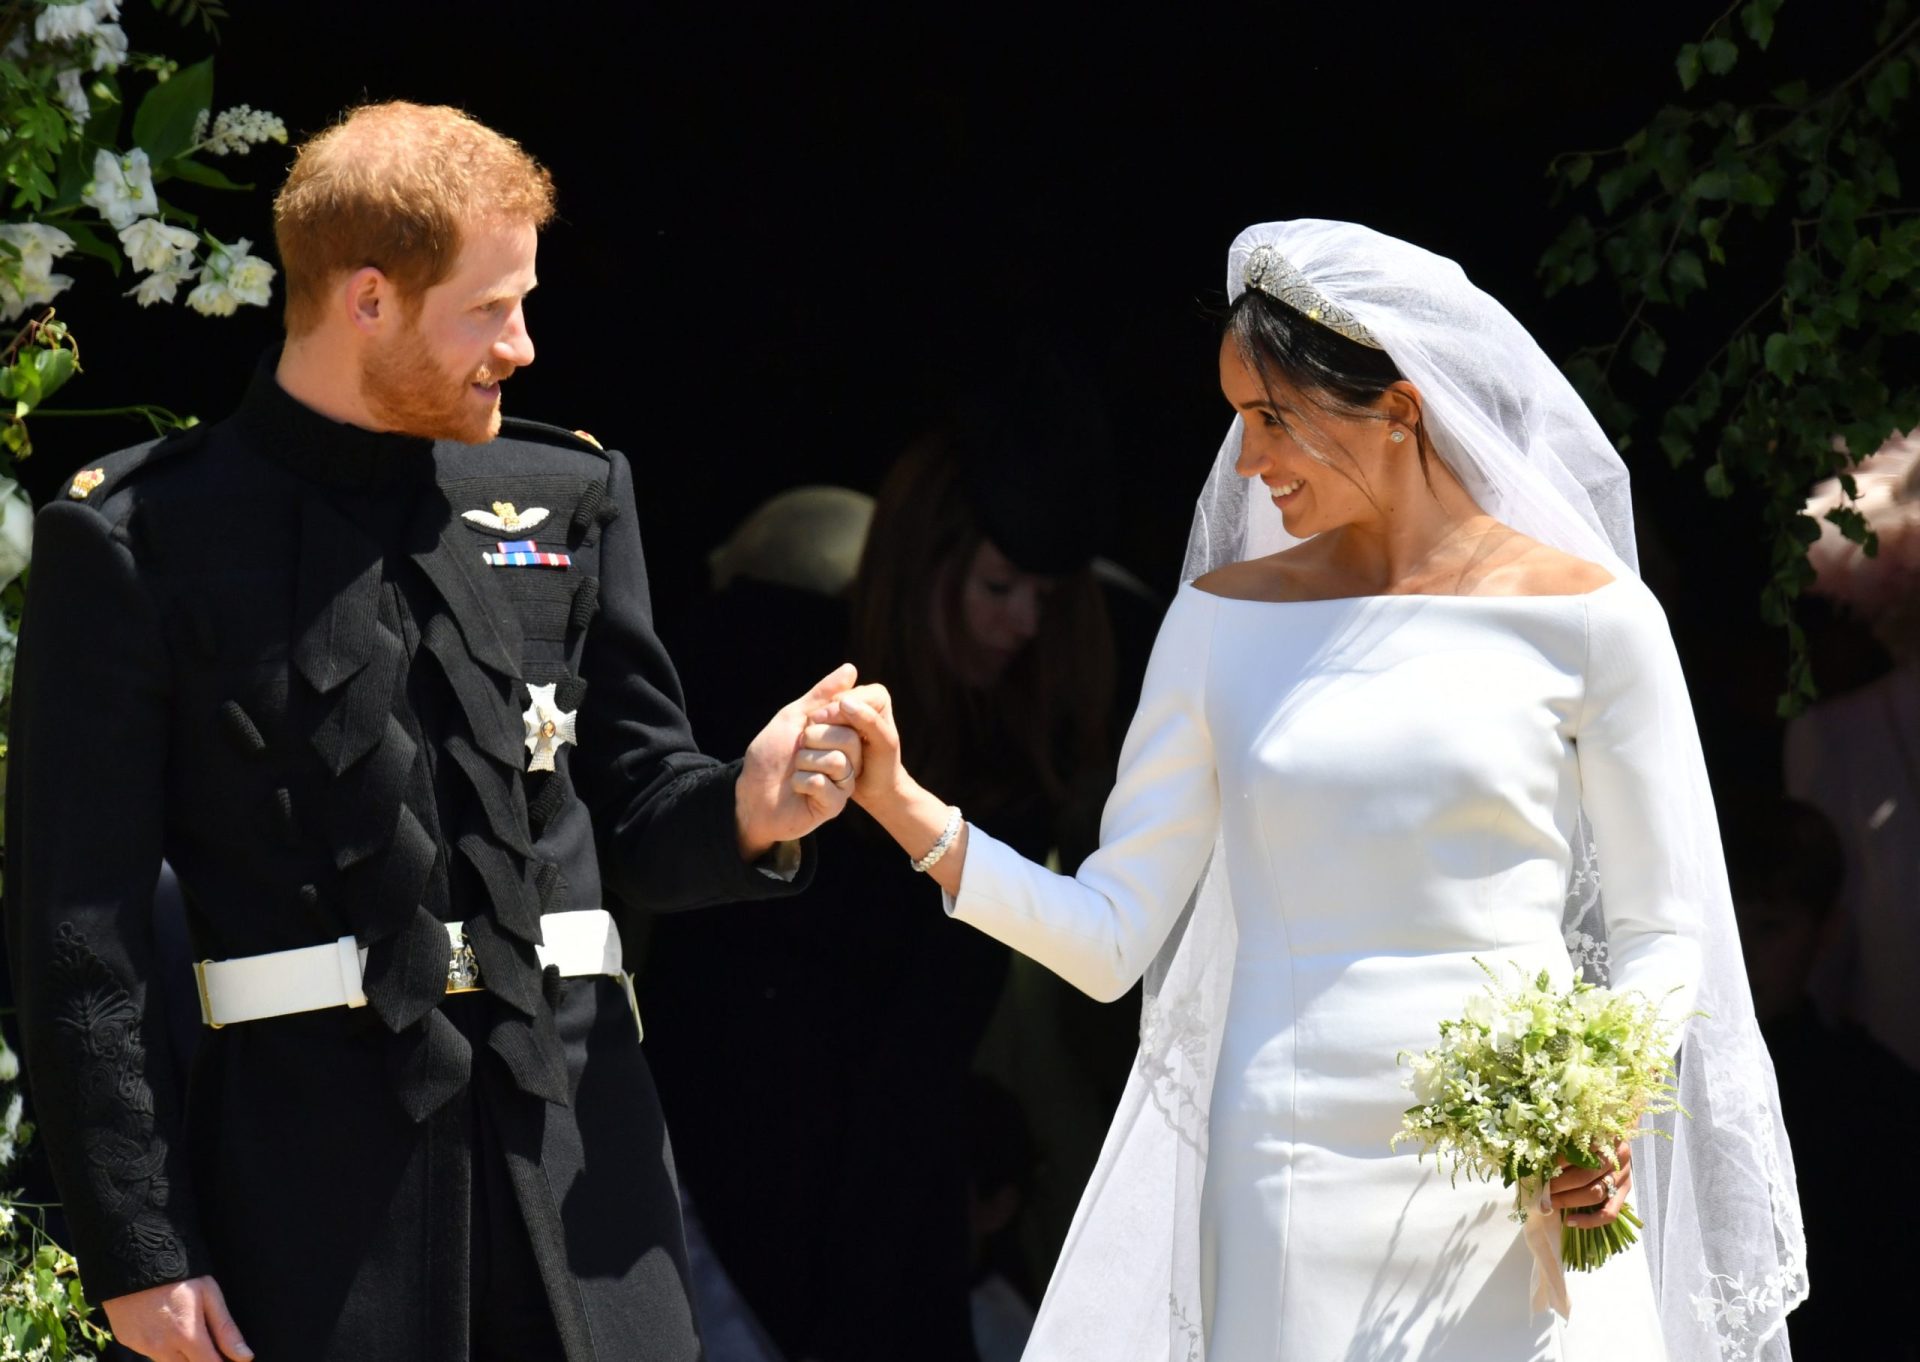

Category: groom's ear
[343, 265, 393, 335]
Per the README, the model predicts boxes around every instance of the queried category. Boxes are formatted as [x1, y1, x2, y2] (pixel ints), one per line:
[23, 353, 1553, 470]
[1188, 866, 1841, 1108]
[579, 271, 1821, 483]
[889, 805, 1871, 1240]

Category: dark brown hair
[1225, 288, 1438, 493]
[849, 439, 1113, 816]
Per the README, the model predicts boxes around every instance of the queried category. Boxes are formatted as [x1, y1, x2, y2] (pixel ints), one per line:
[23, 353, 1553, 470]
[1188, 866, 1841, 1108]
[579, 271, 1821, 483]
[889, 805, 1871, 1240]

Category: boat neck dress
[948, 576, 1704, 1360]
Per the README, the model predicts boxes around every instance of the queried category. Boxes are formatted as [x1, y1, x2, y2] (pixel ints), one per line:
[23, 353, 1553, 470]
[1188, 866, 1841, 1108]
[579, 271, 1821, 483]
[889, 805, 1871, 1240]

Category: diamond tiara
[1241, 244, 1383, 350]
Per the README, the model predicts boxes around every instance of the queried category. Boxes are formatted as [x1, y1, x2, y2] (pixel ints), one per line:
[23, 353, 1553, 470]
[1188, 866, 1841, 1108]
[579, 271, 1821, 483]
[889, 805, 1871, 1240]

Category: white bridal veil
[1023, 220, 1806, 1361]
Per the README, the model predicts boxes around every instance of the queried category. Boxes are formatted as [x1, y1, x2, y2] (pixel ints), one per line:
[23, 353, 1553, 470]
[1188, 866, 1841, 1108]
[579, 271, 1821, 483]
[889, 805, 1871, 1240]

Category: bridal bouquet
[1393, 962, 1685, 1284]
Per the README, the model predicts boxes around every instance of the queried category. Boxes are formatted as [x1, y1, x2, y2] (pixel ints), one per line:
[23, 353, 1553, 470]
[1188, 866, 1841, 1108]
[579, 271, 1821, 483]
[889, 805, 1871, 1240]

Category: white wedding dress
[949, 576, 1703, 1360]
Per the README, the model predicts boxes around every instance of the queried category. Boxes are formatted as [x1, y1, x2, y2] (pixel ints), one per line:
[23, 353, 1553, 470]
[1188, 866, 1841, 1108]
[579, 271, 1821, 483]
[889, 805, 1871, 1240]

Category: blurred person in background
[1726, 794, 1920, 1361]
[1785, 430, 1920, 1073]
[965, 1074, 1039, 1362]
[641, 347, 1129, 1362]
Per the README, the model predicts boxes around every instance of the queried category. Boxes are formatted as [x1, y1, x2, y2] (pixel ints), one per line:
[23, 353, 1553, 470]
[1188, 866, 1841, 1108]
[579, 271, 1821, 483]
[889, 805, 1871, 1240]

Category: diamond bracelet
[911, 805, 964, 874]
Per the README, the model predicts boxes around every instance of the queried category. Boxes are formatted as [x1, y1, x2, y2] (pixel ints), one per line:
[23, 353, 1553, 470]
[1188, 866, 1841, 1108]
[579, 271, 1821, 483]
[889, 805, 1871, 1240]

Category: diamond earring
[1389, 429, 1407, 444]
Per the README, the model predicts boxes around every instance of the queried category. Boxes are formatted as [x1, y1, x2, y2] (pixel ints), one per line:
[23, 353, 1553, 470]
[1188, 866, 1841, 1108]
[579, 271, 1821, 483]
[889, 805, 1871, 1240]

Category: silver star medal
[522, 682, 578, 773]
[464, 500, 551, 534]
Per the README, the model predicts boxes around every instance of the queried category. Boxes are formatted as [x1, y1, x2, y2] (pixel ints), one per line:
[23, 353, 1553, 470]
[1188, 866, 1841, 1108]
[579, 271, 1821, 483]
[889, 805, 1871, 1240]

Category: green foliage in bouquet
[1394, 961, 1689, 1274]
[0, 3, 280, 1355]
[1539, 0, 1920, 711]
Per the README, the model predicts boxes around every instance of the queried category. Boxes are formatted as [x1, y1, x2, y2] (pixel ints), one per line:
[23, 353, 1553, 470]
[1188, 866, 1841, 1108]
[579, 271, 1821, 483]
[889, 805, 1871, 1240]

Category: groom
[5, 102, 861, 1362]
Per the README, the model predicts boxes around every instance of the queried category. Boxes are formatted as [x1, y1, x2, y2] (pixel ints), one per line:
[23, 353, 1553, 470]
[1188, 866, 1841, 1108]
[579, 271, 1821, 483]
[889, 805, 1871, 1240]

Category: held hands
[1549, 1137, 1634, 1229]
[808, 683, 903, 809]
[810, 682, 970, 893]
[102, 1276, 252, 1362]
[735, 664, 866, 860]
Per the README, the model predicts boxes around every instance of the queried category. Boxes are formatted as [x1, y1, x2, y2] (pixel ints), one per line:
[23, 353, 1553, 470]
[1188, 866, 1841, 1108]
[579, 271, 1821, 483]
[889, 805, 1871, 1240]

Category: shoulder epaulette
[497, 416, 611, 459]
[61, 422, 210, 507]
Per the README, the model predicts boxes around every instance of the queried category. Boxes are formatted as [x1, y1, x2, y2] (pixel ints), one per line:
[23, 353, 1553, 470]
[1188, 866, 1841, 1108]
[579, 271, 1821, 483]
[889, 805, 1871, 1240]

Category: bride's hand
[1549, 1137, 1633, 1228]
[811, 683, 903, 808]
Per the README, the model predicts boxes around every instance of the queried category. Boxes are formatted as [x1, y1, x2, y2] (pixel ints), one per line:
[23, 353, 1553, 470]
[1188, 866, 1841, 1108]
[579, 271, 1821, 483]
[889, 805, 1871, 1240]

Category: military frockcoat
[4, 363, 808, 1361]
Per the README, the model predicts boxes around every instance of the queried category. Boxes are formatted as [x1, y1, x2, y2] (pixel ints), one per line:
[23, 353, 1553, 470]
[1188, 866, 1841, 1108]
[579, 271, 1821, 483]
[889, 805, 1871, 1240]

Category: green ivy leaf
[132, 56, 213, 163]
[162, 158, 251, 192]
[1702, 37, 1739, 77]
[1690, 168, 1732, 201]
[1631, 326, 1667, 375]
[59, 222, 123, 275]
[1704, 464, 1735, 498]
[1669, 250, 1708, 296]
[31, 349, 76, 406]
[1865, 57, 1911, 120]
[1764, 331, 1801, 379]
[1825, 503, 1875, 546]
[1677, 43, 1704, 91]
[1731, 171, 1778, 206]
[1741, 0, 1777, 49]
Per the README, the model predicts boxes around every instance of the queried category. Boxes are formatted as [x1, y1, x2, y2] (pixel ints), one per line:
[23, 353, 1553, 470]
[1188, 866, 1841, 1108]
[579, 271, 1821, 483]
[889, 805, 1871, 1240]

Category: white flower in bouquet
[1393, 961, 1687, 1286]
[117, 218, 197, 275]
[81, 147, 157, 229]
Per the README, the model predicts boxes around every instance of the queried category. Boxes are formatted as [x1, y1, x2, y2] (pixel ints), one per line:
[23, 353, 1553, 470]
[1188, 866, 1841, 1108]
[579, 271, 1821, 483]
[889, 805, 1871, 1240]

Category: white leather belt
[192, 909, 628, 1030]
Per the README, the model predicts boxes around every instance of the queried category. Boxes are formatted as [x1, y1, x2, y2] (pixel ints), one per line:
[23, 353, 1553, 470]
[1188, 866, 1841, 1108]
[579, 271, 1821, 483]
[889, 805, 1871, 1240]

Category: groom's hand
[735, 663, 864, 860]
[102, 1275, 253, 1361]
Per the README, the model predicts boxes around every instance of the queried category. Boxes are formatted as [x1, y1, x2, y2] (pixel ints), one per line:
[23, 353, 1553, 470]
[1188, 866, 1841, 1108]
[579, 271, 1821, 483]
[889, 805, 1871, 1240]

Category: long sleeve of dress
[573, 448, 816, 915]
[946, 587, 1221, 1003]
[4, 501, 209, 1301]
[1575, 582, 1710, 1037]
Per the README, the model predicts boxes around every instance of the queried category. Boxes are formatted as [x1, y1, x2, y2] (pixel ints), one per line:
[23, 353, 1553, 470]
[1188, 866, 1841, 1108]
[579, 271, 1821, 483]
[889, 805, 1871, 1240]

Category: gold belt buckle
[446, 923, 484, 995]
[193, 959, 224, 1029]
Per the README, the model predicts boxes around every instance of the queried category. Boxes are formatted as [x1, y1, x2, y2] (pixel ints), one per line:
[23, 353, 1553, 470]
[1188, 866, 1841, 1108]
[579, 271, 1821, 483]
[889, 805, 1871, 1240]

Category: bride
[816, 220, 1805, 1360]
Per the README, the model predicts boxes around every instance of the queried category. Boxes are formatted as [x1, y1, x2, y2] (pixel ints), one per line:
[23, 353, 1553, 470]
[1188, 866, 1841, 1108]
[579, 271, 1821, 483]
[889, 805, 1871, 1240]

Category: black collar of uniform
[239, 349, 437, 491]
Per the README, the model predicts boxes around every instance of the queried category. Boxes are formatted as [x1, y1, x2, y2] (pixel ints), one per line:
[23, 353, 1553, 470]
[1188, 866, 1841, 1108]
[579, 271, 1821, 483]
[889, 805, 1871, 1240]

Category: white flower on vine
[118, 217, 198, 274]
[228, 255, 274, 305]
[81, 147, 157, 229]
[199, 104, 288, 156]
[0, 1043, 16, 1082]
[54, 67, 89, 121]
[33, 0, 124, 68]
[195, 234, 275, 310]
[0, 223, 75, 322]
[34, 1, 105, 44]
[185, 277, 237, 316]
[2, 1094, 20, 1139]
[0, 1204, 13, 1236]
[128, 264, 193, 307]
[88, 18, 127, 71]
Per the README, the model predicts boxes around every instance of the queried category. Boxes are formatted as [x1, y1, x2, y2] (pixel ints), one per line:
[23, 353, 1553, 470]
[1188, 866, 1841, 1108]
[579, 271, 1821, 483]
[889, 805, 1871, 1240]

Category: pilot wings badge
[463, 500, 550, 534]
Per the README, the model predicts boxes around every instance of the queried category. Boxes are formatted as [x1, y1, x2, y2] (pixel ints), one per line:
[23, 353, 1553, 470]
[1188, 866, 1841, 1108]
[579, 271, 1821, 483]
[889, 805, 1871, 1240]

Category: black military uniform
[4, 359, 812, 1361]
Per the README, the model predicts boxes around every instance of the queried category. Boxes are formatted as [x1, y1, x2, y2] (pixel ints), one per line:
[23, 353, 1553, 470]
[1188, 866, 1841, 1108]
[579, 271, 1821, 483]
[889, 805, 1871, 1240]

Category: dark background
[28, 0, 1896, 784]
